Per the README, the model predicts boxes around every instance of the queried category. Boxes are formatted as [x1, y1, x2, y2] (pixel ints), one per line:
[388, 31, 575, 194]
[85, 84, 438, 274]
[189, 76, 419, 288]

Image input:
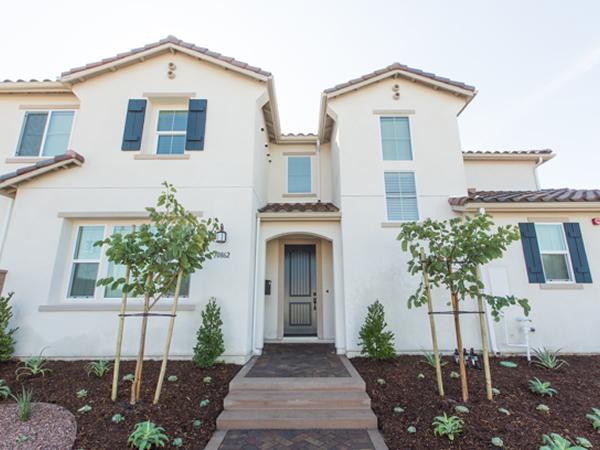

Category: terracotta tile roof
[281, 133, 317, 138]
[60, 35, 271, 78]
[462, 149, 553, 156]
[323, 62, 476, 95]
[258, 202, 340, 213]
[1, 79, 53, 83]
[449, 189, 600, 206]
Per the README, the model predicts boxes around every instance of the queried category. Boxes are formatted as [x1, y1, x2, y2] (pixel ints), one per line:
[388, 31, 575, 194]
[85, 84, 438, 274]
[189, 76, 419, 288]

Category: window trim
[15, 110, 76, 158]
[383, 170, 419, 222]
[378, 115, 414, 161]
[66, 224, 105, 299]
[534, 222, 575, 284]
[154, 108, 188, 155]
[285, 155, 314, 195]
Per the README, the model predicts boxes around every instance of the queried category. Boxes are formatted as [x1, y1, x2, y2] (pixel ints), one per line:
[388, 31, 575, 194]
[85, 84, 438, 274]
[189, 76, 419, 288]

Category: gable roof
[0, 151, 85, 197]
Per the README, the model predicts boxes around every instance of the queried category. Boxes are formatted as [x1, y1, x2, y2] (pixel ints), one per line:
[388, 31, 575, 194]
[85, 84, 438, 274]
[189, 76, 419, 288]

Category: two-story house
[0, 36, 598, 363]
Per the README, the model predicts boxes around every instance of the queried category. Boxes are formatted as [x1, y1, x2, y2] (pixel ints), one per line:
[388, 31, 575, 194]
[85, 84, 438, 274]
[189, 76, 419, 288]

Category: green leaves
[396, 214, 530, 320]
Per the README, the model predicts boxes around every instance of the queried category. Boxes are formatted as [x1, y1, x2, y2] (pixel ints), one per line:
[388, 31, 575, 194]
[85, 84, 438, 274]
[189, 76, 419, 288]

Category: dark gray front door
[284, 244, 317, 336]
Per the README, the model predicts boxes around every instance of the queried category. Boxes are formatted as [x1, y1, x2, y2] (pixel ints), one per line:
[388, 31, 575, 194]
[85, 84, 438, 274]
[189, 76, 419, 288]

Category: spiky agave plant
[533, 347, 568, 370]
[432, 413, 463, 441]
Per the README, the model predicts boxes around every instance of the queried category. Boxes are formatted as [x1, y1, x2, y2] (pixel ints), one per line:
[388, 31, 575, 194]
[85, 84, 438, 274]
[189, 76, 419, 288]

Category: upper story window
[380, 117, 412, 160]
[156, 110, 188, 155]
[16, 110, 75, 157]
[534, 223, 573, 282]
[287, 156, 312, 194]
[384, 171, 418, 221]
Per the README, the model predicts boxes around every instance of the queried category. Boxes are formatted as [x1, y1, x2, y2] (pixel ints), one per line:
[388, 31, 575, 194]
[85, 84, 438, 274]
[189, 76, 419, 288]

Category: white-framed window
[16, 110, 75, 157]
[380, 116, 413, 160]
[384, 171, 419, 221]
[67, 223, 190, 299]
[287, 156, 312, 194]
[156, 110, 188, 155]
[534, 223, 574, 283]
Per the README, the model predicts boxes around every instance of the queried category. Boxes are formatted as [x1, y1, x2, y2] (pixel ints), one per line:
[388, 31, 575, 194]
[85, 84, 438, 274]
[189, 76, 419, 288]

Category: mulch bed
[0, 402, 76, 450]
[0, 360, 240, 449]
[352, 355, 600, 450]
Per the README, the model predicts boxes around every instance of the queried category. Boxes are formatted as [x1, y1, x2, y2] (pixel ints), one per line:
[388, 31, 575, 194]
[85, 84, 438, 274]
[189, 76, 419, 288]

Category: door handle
[312, 296, 317, 311]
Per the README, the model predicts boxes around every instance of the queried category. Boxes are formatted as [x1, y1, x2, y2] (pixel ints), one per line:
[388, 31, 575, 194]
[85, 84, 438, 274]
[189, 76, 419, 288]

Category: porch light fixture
[216, 224, 227, 243]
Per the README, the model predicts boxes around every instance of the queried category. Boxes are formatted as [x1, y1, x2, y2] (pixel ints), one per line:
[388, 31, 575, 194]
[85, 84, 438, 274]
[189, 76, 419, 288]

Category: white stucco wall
[464, 160, 539, 191]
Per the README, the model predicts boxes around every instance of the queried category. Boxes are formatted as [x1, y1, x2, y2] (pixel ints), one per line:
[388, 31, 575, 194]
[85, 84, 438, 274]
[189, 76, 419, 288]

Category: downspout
[0, 196, 15, 264]
[533, 156, 544, 189]
[250, 213, 261, 355]
[478, 207, 499, 354]
[315, 138, 321, 199]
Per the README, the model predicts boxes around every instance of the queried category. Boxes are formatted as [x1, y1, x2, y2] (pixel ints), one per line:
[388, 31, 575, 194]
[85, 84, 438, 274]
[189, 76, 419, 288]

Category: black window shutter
[564, 222, 592, 283]
[518, 223, 545, 283]
[121, 99, 147, 151]
[185, 99, 207, 150]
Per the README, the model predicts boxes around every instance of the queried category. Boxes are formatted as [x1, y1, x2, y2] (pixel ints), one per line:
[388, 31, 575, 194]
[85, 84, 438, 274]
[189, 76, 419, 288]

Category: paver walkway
[205, 344, 387, 450]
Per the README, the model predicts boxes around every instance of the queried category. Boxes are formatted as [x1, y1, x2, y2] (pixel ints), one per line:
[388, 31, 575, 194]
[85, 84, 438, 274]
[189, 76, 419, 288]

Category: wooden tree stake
[476, 267, 493, 400]
[131, 273, 153, 404]
[153, 270, 183, 405]
[451, 291, 469, 403]
[420, 250, 444, 397]
[111, 265, 130, 402]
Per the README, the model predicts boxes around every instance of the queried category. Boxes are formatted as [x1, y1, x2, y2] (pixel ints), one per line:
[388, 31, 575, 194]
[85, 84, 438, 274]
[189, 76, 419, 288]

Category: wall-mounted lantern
[216, 224, 228, 244]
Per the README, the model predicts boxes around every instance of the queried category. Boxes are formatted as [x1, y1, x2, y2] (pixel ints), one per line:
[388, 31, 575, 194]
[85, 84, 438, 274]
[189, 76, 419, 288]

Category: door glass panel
[289, 248, 311, 297]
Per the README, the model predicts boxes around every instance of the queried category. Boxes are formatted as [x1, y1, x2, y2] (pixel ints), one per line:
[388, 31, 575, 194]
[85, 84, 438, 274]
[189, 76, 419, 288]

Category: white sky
[2, 0, 599, 188]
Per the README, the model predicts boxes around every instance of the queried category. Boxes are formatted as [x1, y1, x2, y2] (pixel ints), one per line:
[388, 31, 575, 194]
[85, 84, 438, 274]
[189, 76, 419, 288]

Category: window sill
[538, 283, 584, 290]
[381, 221, 414, 228]
[282, 193, 317, 198]
[133, 154, 191, 160]
[5, 157, 51, 164]
[38, 303, 196, 312]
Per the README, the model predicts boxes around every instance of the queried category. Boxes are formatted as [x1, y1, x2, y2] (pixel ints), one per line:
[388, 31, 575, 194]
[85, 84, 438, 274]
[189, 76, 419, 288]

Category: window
[287, 156, 312, 194]
[384, 172, 418, 221]
[156, 110, 188, 154]
[68, 226, 104, 297]
[380, 117, 412, 160]
[16, 111, 75, 157]
[535, 224, 573, 282]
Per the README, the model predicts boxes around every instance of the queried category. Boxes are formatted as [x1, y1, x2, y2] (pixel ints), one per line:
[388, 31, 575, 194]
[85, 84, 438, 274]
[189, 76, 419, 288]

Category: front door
[284, 244, 317, 336]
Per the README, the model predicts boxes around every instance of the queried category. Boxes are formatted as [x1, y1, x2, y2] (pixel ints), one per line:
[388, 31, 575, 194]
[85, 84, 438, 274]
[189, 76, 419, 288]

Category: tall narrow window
[104, 225, 132, 299]
[16, 111, 75, 157]
[156, 110, 188, 155]
[534, 223, 573, 282]
[384, 172, 418, 221]
[287, 156, 312, 194]
[68, 226, 104, 298]
[380, 117, 412, 160]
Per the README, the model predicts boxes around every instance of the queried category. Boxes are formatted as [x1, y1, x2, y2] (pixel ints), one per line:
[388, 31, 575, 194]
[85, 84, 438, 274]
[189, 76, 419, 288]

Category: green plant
[498, 408, 510, 416]
[492, 387, 501, 396]
[128, 421, 169, 450]
[16, 434, 32, 443]
[491, 437, 504, 447]
[0, 293, 17, 362]
[172, 438, 183, 448]
[586, 407, 600, 432]
[533, 348, 568, 370]
[454, 405, 469, 414]
[12, 386, 33, 422]
[499, 361, 518, 368]
[78, 404, 92, 413]
[76, 389, 88, 399]
[85, 360, 112, 378]
[376, 378, 386, 385]
[407, 425, 416, 433]
[112, 413, 125, 424]
[432, 413, 463, 441]
[393, 406, 405, 414]
[529, 378, 557, 397]
[203, 376, 212, 384]
[192, 298, 225, 368]
[192, 419, 202, 429]
[537, 404, 550, 413]
[575, 437, 593, 449]
[417, 373, 425, 380]
[358, 300, 396, 360]
[123, 373, 135, 382]
[167, 375, 177, 382]
[200, 399, 209, 408]
[421, 350, 447, 368]
[540, 433, 587, 450]
[0, 379, 11, 400]
[450, 371, 460, 379]
[15, 350, 52, 379]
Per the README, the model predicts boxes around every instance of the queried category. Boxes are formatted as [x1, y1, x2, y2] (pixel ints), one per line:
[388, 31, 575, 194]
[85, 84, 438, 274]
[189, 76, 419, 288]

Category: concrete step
[217, 408, 378, 430]
[224, 390, 371, 410]
[229, 376, 365, 393]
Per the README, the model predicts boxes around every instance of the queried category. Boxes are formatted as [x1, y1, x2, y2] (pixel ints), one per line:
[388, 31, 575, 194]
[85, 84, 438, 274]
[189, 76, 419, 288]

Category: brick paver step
[224, 390, 371, 410]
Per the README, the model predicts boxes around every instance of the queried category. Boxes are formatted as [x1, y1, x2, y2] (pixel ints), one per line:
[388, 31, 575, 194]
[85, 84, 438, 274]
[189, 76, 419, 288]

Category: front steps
[216, 355, 378, 430]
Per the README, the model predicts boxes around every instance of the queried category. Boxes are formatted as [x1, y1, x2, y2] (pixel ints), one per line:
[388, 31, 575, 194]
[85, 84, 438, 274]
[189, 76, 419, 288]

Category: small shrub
[0, 379, 11, 400]
[498, 408, 510, 416]
[78, 404, 92, 413]
[193, 298, 225, 368]
[172, 438, 183, 448]
[76, 389, 88, 399]
[12, 386, 33, 422]
[128, 421, 169, 450]
[85, 360, 112, 378]
[491, 437, 504, 447]
[529, 378, 557, 397]
[450, 371, 460, 379]
[358, 300, 395, 360]
[533, 348, 568, 370]
[536, 404, 550, 413]
[492, 387, 501, 396]
[203, 376, 212, 384]
[167, 375, 178, 382]
[540, 433, 585, 450]
[421, 350, 447, 368]
[200, 399, 209, 408]
[123, 373, 135, 382]
[432, 413, 463, 441]
[376, 378, 386, 385]
[407, 425, 416, 433]
[393, 405, 405, 414]
[112, 413, 125, 424]
[454, 405, 469, 414]
[0, 293, 18, 362]
[15, 350, 51, 379]
[576, 437, 593, 449]
[499, 361, 517, 368]
[16, 434, 32, 443]
[586, 408, 600, 432]
[192, 419, 202, 429]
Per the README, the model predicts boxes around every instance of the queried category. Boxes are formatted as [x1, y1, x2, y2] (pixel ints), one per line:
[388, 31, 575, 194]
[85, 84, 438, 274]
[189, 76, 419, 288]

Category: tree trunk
[131, 274, 152, 404]
[111, 265, 130, 402]
[476, 267, 493, 401]
[451, 290, 469, 402]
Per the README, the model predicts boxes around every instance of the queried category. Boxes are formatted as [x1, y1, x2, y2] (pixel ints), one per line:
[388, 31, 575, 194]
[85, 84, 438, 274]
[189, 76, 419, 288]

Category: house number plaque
[215, 251, 231, 259]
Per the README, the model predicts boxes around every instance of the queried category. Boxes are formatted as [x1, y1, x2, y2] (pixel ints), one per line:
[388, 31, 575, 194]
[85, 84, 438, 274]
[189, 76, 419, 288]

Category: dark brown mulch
[0, 402, 76, 450]
[0, 360, 240, 450]
[352, 355, 600, 450]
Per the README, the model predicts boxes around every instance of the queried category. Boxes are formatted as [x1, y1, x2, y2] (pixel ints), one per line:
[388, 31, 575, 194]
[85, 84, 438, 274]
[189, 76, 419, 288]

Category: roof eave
[451, 202, 600, 213]
[0, 81, 72, 94]
[463, 153, 556, 162]
[258, 211, 342, 221]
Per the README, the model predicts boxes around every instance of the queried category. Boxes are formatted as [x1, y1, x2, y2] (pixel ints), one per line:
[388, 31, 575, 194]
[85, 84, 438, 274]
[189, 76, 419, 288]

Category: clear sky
[1, 1, 599, 188]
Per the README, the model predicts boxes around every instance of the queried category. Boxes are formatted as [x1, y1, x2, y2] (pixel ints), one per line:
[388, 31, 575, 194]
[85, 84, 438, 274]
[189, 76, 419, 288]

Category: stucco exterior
[0, 37, 598, 363]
